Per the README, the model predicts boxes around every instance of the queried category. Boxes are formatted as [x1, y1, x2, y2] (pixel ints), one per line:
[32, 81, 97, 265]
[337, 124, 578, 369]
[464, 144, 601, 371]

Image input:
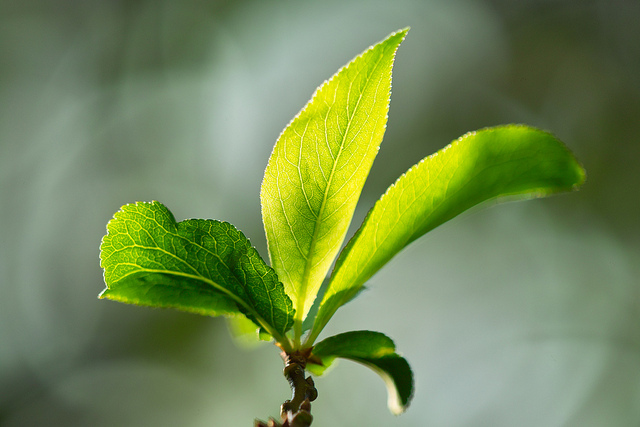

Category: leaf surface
[311, 125, 586, 338]
[260, 29, 409, 325]
[99, 201, 294, 340]
[308, 330, 413, 415]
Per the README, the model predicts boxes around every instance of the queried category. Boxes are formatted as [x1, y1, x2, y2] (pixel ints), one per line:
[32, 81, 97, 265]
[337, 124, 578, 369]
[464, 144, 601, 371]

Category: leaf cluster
[99, 28, 585, 418]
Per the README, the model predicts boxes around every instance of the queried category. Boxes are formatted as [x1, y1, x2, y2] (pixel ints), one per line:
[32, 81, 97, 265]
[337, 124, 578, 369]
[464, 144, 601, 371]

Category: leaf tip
[372, 353, 414, 415]
[396, 26, 410, 37]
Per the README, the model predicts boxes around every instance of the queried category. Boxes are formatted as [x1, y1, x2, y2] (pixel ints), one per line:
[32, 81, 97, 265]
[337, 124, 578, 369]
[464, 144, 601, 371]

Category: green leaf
[260, 28, 409, 329]
[308, 330, 413, 415]
[99, 201, 294, 341]
[311, 125, 586, 339]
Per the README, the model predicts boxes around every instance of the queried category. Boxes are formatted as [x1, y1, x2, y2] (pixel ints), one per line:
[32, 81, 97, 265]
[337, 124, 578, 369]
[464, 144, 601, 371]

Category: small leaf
[99, 201, 294, 340]
[311, 125, 586, 338]
[261, 28, 409, 326]
[308, 330, 413, 415]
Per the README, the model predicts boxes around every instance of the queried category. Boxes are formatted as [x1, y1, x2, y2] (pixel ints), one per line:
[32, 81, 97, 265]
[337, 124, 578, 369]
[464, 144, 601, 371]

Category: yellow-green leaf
[260, 29, 409, 331]
[310, 125, 586, 340]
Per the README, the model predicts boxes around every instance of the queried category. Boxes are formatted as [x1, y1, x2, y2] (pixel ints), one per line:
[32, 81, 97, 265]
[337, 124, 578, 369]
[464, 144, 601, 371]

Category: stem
[273, 329, 294, 354]
[302, 327, 318, 348]
[255, 348, 317, 427]
[293, 318, 303, 348]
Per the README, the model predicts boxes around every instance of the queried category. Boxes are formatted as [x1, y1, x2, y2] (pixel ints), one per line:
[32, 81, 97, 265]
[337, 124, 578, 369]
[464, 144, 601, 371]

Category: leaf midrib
[358, 149, 543, 281]
[113, 266, 236, 300]
[112, 264, 288, 344]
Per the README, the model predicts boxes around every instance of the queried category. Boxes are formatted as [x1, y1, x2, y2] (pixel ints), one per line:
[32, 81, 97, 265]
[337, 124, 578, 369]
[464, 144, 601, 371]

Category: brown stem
[255, 348, 318, 427]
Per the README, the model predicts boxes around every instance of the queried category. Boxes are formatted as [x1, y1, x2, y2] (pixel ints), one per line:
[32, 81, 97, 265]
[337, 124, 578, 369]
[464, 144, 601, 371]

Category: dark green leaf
[308, 330, 413, 415]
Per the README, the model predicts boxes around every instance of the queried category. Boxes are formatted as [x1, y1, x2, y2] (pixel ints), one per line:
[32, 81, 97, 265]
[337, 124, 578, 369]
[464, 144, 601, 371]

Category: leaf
[307, 330, 413, 415]
[99, 201, 294, 340]
[260, 28, 409, 327]
[311, 125, 586, 339]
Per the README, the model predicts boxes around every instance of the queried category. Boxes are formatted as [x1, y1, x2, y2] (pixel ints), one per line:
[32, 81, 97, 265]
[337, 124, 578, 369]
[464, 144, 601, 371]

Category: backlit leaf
[311, 125, 586, 339]
[99, 201, 294, 340]
[261, 28, 409, 327]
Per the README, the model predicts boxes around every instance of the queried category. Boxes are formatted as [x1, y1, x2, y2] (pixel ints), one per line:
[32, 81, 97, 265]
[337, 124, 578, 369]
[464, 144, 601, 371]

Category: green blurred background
[1, 0, 639, 425]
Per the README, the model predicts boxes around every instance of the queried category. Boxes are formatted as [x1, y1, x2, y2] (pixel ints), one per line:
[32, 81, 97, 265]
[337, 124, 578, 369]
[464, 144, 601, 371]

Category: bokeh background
[2, 0, 639, 425]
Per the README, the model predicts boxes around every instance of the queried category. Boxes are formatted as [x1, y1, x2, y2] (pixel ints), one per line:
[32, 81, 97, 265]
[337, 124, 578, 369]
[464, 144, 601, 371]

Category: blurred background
[1, 0, 639, 425]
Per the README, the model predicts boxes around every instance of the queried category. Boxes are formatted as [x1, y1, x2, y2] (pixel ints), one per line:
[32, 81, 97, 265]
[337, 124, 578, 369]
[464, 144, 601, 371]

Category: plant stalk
[255, 348, 317, 427]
